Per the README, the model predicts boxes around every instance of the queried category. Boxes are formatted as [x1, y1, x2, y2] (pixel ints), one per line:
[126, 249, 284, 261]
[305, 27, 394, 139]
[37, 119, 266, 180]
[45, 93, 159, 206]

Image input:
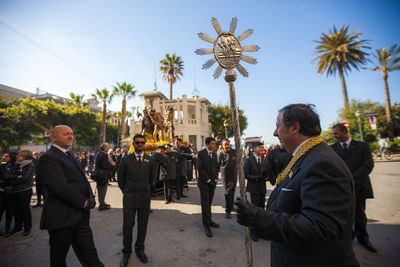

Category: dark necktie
[343, 143, 348, 153]
[257, 157, 261, 168]
[137, 155, 142, 165]
[66, 151, 81, 169]
[209, 152, 213, 158]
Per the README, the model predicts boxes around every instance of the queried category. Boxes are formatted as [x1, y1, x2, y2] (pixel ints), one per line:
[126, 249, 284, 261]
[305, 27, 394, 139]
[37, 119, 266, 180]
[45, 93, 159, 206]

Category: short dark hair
[221, 139, 230, 144]
[253, 142, 264, 148]
[279, 104, 321, 137]
[17, 150, 33, 160]
[176, 138, 183, 142]
[156, 146, 165, 150]
[133, 134, 145, 142]
[332, 123, 348, 133]
[205, 137, 215, 145]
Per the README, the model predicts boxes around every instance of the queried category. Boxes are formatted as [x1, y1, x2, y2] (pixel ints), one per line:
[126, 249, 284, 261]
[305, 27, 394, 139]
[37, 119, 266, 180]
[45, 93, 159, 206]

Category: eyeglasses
[134, 141, 146, 145]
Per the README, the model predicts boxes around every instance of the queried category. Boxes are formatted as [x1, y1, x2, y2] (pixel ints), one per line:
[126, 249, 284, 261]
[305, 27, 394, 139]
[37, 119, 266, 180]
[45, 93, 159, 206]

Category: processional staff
[195, 17, 259, 267]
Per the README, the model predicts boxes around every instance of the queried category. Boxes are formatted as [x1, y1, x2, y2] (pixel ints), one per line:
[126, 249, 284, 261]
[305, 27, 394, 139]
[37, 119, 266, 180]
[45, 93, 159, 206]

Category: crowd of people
[0, 103, 379, 267]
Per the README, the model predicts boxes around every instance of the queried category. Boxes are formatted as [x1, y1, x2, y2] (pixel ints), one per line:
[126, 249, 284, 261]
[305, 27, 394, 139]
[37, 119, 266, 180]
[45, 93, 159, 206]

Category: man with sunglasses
[118, 134, 153, 266]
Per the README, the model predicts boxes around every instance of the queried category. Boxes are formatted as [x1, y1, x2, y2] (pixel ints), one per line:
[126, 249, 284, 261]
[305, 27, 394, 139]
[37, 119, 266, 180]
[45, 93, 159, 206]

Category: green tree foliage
[0, 98, 32, 152]
[69, 92, 87, 107]
[208, 103, 248, 142]
[366, 44, 400, 139]
[160, 53, 184, 100]
[106, 123, 119, 145]
[313, 25, 370, 109]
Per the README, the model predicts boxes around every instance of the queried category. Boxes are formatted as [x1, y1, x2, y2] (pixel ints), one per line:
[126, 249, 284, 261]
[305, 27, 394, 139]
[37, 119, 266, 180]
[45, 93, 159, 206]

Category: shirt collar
[206, 148, 213, 154]
[254, 154, 262, 161]
[52, 144, 68, 154]
[292, 137, 312, 156]
[341, 138, 352, 148]
[134, 151, 144, 157]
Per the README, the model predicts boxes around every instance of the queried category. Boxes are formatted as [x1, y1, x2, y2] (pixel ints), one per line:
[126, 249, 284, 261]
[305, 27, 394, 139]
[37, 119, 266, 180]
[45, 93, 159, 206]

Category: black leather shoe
[204, 227, 213, 237]
[23, 229, 31, 236]
[225, 212, 231, 219]
[359, 240, 377, 253]
[210, 221, 219, 228]
[98, 205, 111, 211]
[5, 228, 21, 238]
[120, 253, 130, 267]
[250, 232, 258, 242]
[136, 250, 148, 263]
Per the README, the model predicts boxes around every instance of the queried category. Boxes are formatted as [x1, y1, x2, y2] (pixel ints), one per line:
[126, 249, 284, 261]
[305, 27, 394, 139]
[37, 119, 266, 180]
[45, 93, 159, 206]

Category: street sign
[342, 121, 349, 128]
[364, 112, 380, 117]
[369, 116, 377, 124]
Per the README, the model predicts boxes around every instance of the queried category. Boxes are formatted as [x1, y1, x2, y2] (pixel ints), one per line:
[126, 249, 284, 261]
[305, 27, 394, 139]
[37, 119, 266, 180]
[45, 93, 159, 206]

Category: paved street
[1, 159, 399, 267]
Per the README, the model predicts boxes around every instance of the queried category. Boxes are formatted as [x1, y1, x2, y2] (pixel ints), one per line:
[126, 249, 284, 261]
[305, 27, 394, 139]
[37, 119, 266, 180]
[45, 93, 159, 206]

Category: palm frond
[237, 29, 253, 41]
[198, 33, 215, 44]
[202, 58, 217, 69]
[229, 17, 238, 34]
[211, 17, 221, 35]
[195, 48, 214, 55]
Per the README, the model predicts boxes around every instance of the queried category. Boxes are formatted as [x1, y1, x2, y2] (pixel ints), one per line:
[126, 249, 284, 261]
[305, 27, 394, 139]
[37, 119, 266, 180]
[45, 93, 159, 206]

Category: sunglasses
[134, 141, 146, 145]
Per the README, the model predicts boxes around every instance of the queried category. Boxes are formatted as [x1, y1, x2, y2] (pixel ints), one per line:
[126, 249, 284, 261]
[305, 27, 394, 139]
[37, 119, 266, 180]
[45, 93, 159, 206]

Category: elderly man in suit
[235, 104, 359, 267]
[244, 141, 274, 241]
[118, 134, 153, 266]
[39, 125, 103, 267]
[197, 136, 219, 237]
[95, 143, 115, 211]
[331, 123, 377, 253]
[218, 139, 237, 219]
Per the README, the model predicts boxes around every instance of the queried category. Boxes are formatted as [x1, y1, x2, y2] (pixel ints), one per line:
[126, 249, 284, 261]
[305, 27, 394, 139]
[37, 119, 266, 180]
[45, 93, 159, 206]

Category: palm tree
[69, 92, 86, 107]
[160, 53, 184, 99]
[91, 88, 113, 144]
[313, 25, 370, 109]
[112, 82, 137, 143]
[367, 44, 400, 139]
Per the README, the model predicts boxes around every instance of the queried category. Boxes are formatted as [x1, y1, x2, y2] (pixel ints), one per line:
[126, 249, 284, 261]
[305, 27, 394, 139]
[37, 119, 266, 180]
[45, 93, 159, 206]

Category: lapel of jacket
[50, 146, 88, 181]
[266, 161, 302, 209]
[332, 142, 345, 159]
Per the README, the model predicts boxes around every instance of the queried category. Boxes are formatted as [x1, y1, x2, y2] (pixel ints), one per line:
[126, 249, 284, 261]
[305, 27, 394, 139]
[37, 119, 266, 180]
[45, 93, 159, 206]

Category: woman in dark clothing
[1, 152, 17, 237]
[9, 150, 34, 236]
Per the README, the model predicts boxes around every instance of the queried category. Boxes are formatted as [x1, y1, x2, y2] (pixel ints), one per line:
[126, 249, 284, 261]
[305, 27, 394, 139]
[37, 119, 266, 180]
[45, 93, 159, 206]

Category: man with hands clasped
[197, 136, 219, 237]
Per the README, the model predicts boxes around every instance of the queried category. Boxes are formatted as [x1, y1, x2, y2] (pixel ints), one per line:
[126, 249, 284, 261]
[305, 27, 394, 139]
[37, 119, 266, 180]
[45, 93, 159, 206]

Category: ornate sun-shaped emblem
[195, 17, 259, 79]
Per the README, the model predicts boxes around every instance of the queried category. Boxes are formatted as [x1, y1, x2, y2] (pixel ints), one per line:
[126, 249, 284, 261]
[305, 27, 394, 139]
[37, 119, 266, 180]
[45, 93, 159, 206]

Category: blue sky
[1, 0, 399, 144]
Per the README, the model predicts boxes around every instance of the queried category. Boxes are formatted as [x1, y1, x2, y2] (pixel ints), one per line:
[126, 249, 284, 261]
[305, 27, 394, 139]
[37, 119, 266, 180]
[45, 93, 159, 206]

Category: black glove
[234, 198, 259, 227]
[88, 195, 96, 209]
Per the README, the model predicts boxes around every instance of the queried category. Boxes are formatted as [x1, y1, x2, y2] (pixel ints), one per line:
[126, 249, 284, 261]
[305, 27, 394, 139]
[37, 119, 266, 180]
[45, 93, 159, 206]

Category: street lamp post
[223, 119, 228, 139]
[355, 110, 364, 142]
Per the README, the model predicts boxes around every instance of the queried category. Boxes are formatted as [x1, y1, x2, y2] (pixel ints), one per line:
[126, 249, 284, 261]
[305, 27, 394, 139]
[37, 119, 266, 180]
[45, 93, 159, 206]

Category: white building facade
[129, 91, 212, 150]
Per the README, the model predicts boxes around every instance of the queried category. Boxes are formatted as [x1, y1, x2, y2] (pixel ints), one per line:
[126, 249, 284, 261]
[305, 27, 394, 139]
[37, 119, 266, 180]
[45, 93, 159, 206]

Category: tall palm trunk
[169, 80, 173, 100]
[100, 101, 107, 144]
[121, 98, 127, 141]
[383, 72, 394, 140]
[338, 67, 349, 109]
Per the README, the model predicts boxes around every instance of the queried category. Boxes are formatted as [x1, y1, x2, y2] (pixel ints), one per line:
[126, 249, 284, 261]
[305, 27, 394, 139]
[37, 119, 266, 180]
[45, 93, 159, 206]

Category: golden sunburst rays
[195, 17, 259, 79]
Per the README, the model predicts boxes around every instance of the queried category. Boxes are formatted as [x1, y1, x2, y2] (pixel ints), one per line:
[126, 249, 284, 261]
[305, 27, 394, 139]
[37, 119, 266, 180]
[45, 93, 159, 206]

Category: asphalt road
[1, 159, 399, 267]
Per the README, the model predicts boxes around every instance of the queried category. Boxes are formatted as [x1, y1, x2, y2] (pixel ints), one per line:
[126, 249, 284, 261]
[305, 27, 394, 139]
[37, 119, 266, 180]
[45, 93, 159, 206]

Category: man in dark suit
[331, 123, 377, 253]
[197, 136, 219, 237]
[95, 143, 115, 211]
[265, 146, 291, 184]
[118, 134, 153, 266]
[172, 138, 192, 199]
[218, 139, 237, 219]
[235, 104, 359, 267]
[39, 125, 103, 267]
[244, 141, 274, 241]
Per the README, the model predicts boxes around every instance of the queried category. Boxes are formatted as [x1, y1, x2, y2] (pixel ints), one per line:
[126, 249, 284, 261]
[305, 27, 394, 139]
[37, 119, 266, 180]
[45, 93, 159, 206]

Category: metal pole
[224, 120, 228, 139]
[356, 111, 364, 142]
[225, 69, 253, 267]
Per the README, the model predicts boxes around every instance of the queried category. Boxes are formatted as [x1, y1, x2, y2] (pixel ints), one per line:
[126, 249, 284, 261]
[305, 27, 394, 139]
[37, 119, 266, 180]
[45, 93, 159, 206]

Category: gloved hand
[234, 198, 259, 227]
[88, 195, 96, 209]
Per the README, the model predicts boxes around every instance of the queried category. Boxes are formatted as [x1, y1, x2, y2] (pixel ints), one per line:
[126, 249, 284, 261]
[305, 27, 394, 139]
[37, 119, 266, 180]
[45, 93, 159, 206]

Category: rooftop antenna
[153, 59, 158, 91]
[192, 69, 200, 96]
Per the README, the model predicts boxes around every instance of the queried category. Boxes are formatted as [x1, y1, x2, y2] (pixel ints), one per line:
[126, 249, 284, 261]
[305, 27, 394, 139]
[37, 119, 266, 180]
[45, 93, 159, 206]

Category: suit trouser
[96, 183, 108, 206]
[199, 184, 215, 227]
[163, 180, 174, 201]
[250, 192, 266, 209]
[176, 176, 185, 198]
[35, 178, 45, 203]
[14, 188, 32, 231]
[122, 206, 150, 254]
[224, 189, 235, 213]
[355, 196, 369, 241]
[48, 217, 104, 267]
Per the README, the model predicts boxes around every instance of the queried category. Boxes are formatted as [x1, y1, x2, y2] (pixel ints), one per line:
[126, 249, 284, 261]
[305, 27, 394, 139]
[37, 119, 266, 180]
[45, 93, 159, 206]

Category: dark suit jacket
[172, 146, 192, 177]
[255, 142, 358, 267]
[218, 149, 237, 194]
[196, 148, 218, 187]
[117, 153, 152, 209]
[266, 147, 291, 184]
[331, 140, 374, 199]
[39, 146, 93, 231]
[244, 155, 270, 194]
